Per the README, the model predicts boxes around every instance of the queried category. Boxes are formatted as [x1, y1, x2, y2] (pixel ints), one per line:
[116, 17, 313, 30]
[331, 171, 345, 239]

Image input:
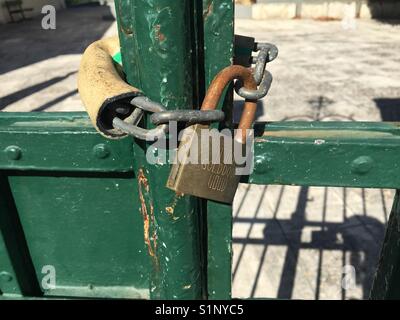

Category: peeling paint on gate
[165, 192, 184, 220]
[115, 0, 204, 299]
[203, 2, 213, 19]
[154, 24, 166, 42]
[137, 168, 159, 269]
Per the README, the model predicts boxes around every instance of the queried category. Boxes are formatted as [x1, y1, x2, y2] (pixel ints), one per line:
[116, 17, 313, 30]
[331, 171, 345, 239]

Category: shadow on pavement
[0, 5, 114, 76]
[233, 186, 387, 299]
[367, 0, 400, 24]
[31, 89, 79, 111]
[232, 94, 400, 299]
[0, 71, 77, 111]
[374, 98, 400, 121]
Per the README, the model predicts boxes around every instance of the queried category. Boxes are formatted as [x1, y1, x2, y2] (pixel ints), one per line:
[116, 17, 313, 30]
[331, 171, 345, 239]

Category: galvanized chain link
[112, 96, 168, 141]
[112, 96, 225, 141]
[235, 42, 278, 100]
[150, 109, 224, 126]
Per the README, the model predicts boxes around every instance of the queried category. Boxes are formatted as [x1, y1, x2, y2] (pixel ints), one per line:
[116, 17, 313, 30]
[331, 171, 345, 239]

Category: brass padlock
[166, 65, 257, 203]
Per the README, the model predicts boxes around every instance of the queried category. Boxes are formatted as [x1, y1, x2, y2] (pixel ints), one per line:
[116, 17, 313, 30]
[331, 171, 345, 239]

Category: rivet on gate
[4, 146, 22, 160]
[93, 144, 110, 159]
[254, 154, 269, 174]
[351, 156, 374, 174]
[0, 271, 13, 282]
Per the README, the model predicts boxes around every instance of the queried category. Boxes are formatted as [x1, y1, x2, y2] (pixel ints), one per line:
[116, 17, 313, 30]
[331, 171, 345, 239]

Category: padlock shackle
[201, 65, 257, 142]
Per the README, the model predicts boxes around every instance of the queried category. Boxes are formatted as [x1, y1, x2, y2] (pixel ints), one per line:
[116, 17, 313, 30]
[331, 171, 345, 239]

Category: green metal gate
[0, 0, 399, 299]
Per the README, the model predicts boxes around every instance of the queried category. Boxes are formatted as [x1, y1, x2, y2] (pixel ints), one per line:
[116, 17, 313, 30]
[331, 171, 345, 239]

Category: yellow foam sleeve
[78, 36, 141, 139]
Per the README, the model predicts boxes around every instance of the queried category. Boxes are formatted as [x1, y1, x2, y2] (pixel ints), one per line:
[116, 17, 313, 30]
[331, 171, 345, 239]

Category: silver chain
[112, 42, 278, 141]
[112, 96, 224, 141]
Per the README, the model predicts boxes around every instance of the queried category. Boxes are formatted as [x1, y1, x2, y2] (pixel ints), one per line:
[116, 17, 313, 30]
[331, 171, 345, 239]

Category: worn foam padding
[78, 36, 141, 138]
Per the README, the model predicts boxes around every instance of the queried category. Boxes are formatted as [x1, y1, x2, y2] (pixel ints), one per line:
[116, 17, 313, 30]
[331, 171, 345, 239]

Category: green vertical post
[203, 0, 235, 299]
[114, 0, 203, 299]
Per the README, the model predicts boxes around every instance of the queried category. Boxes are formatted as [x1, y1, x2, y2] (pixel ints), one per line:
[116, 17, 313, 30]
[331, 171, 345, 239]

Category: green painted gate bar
[0, 113, 149, 299]
[250, 121, 400, 189]
[115, 0, 236, 299]
[202, 0, 235, 300]
[3, 116, 400, 298]
[114, 0, 204, 299]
